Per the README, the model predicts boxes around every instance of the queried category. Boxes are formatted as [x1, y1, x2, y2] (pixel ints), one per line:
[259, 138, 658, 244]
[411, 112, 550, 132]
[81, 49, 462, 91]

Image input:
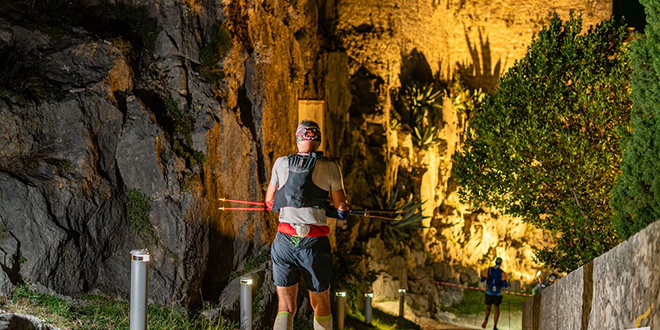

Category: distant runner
[480, 257, 508, 330]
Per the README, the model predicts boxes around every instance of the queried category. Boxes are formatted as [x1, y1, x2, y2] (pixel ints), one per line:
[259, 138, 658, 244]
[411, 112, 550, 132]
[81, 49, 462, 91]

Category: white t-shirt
[269, 154, 344, 225]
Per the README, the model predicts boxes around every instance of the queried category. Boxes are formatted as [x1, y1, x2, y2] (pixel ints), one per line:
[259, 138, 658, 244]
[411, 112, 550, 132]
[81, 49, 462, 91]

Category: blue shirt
[480, 267, 509, 296]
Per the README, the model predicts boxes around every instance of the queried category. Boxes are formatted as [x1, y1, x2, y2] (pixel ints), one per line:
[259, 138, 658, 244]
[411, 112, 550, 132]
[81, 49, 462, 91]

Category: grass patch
[164, 94, 206, 169]
[165, 95, 194, 145]
[180, 171, 197, 192]
[0, 44, 50, 102]
[442, 289, 527, 317]
[5, 284, 237, 329]
[228, 250, 270, 283]
[199, 23, 232, 83]
[126, 188, 158, 247]
[243, 250, 269, 273]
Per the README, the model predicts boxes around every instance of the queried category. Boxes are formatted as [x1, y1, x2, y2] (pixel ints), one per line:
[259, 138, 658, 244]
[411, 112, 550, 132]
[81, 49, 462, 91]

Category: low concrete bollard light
[240, 275, 253, 330]
[364, 292, 373, 325]
[398, 288, 406, 319]
[335, 291, 347, 330]
[130, 249, 150, 330]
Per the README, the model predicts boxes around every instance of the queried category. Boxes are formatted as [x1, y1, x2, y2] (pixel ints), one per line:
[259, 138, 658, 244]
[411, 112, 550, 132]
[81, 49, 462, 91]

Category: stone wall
[523, 221, 660, 330]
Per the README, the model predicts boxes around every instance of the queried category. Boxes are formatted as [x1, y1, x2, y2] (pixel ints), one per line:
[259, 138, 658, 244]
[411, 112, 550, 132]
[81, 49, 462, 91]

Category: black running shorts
[485, 293, 504, 306]
[271, 232, 333, 292]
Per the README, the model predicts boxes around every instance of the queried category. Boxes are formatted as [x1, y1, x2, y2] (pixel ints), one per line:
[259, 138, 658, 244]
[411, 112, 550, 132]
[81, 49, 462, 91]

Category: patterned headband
[295, 126, 321, 143]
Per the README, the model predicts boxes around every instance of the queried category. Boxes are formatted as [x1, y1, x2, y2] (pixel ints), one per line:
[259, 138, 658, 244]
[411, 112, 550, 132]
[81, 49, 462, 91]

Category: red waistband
[277, 223, 330, 237]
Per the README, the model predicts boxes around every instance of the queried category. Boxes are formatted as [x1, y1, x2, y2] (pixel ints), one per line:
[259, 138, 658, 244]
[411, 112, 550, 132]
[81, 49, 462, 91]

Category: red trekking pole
[218, 198, 404, 220]
[218, 198, 265, 211]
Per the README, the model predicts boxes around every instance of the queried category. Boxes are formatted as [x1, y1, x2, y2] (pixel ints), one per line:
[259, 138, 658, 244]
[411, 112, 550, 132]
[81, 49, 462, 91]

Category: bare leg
[309, 288, 331, 316]
[310, 288, 332, 330]
[493, 305, 500, 329]
[482, 304, 491, 328]
[273, 285, 298, 330]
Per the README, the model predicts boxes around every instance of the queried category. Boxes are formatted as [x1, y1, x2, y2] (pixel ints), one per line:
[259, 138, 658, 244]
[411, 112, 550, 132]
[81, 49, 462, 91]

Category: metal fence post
[364, 292, 373, 325]
[240, 275, 253, 330]
[130, 249, 150, 330]
[335, 291, 346, 330]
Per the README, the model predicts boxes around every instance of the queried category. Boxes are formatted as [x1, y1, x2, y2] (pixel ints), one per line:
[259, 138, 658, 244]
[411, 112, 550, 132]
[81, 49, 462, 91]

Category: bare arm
[265, 182, 278, 202]
[331, 189, 348, 211]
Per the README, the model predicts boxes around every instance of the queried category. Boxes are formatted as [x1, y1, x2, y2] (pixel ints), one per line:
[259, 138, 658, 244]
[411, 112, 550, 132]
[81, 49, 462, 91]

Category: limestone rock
[41, 39, 125, 91]
[406, 293, 430, 317]
[438, 286, 463, 307]
[372, 273, 402, 302]
[0, 312, 62, 330]
[435, 311, 457, 323]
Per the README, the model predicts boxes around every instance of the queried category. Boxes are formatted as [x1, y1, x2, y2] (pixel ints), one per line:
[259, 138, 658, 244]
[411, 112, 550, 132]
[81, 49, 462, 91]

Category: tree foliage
[611, 0, 660, 240]
[454, 14, 632, 272]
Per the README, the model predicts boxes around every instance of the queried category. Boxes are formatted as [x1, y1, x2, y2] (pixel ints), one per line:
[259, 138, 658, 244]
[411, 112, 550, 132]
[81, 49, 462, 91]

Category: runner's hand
[265, 200, 273, 211]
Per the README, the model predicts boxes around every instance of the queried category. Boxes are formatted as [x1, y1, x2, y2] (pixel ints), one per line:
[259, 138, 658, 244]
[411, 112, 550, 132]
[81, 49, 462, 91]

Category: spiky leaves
[374, 189, 429, 247]
[402, 83, 444, 149]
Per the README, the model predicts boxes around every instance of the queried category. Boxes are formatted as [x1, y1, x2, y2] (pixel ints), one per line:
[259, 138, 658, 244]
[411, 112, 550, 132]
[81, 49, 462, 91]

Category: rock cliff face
[0, 0, 611, 325]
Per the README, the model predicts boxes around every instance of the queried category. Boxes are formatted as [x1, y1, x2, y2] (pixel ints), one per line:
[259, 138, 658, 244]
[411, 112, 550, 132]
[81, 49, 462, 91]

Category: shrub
[126, 188, 158, 247]
[454, 14, 631, 272]
[200, 23, 232, 83]
[0, 44, 49, 102]
[611, 0, 660, 240]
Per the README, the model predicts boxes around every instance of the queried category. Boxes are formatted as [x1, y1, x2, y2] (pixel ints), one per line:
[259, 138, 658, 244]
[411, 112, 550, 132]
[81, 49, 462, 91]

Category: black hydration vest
[271, 152, 331, 212]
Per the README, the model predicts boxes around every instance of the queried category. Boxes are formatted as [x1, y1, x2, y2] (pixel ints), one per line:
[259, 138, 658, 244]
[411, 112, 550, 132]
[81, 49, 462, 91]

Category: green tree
[611, 0, 660, 240]
[454, 14, 632, 272]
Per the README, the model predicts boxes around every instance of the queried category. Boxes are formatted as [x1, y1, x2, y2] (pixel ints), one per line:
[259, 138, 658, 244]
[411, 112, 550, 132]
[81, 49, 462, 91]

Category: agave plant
[405, 83, 443, 123]
[412, 125, 443, 148]
[402, 83, 444, 149]
[449, 79, 485, 119]
[373, 189, 429, 245]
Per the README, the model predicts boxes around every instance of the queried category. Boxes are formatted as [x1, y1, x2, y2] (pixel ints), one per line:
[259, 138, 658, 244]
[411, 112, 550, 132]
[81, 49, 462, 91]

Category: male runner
[265, 120, 348, 330]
